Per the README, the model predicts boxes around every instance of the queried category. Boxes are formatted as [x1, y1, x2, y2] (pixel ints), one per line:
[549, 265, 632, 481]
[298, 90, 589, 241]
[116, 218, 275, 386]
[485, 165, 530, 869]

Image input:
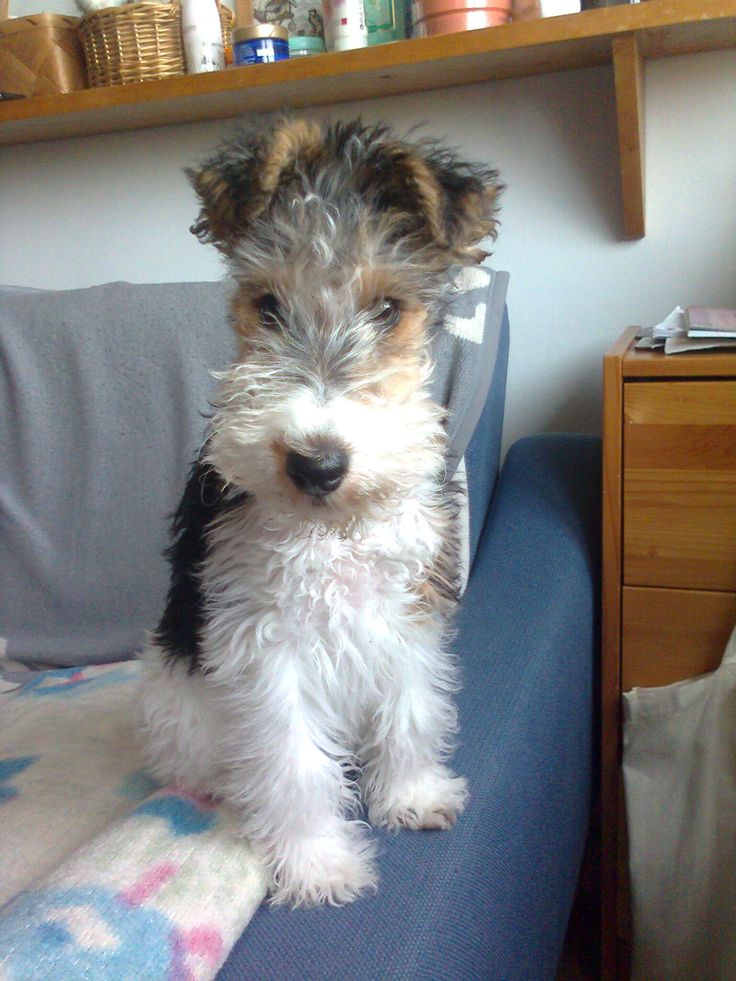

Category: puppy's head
[190, 116, 503, 529]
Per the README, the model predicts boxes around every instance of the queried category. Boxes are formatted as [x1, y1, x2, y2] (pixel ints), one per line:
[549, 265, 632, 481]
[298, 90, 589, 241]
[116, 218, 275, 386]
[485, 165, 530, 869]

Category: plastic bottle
[181, 0, 225, 74]
[322, 0, 368, 51]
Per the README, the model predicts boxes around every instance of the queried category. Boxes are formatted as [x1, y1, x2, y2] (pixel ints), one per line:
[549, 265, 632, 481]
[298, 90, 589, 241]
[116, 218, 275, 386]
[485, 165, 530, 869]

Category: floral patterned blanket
[0, 660, 268, 981]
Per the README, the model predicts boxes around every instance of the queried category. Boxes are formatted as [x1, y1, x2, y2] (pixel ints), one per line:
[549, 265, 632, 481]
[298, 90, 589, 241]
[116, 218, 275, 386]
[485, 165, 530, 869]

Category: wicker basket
[79, 1, 233, 89]
[0, 12, 86, 98]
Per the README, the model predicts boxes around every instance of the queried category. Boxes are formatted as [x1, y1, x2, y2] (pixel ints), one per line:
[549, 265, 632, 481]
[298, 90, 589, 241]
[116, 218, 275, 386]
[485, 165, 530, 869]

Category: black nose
[285, 448, 349, 497]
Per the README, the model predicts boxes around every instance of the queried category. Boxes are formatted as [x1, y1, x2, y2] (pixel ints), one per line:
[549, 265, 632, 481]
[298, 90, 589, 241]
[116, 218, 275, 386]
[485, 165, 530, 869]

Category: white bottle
[181, 0, 225, 74]
[322, 0, 368, 52]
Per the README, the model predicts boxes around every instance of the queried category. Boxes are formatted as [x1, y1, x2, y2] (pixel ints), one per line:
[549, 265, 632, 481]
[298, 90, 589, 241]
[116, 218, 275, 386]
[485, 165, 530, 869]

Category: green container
[364, 0, 407, 44]
[289, 35, 326, 55]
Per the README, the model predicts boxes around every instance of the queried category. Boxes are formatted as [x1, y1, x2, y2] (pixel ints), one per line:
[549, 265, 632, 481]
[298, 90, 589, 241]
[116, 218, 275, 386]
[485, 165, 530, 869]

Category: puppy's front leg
[360, 635, 468, 833]
[221, 665, 377, 907]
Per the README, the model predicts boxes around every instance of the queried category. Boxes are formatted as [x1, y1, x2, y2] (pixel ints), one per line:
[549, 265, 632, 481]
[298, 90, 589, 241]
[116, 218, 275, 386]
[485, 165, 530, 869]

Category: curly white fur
[141, 475, 467, 905]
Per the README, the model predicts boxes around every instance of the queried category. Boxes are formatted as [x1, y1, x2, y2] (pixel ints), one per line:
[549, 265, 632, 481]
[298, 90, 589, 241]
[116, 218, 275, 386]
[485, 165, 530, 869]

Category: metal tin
[233, 24, 290, 64]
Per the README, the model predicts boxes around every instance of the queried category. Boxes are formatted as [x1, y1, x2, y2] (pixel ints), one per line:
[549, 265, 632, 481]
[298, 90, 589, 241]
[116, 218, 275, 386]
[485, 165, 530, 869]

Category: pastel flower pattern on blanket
[21, 664, 134, 699]
[118, 862, 180, 908]
[0, 658, 269, 981]
[0, 756, 39, 804]
[170, 925, 225, 981]
[135, 791, 219, 836]
[0, 885, 175, 981]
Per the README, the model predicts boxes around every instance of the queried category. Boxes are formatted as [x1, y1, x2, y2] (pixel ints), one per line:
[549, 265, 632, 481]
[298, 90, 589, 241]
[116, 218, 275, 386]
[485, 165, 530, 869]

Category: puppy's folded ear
[400, 144, 504, 264]
[188, 117, 502, 265]
[187, 117, 322, 256]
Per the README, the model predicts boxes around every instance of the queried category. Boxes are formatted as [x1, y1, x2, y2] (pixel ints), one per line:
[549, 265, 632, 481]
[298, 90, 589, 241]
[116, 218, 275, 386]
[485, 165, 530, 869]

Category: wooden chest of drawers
[601, 328, 736, 978]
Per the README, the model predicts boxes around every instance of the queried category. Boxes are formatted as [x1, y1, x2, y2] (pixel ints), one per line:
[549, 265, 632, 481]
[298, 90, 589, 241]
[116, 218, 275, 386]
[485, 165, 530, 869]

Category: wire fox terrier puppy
[140, 116, 501, 908]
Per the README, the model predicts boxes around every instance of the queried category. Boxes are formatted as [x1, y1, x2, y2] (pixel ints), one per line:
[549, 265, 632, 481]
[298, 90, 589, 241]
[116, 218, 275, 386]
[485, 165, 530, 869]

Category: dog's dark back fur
[155, 462, 246, 671]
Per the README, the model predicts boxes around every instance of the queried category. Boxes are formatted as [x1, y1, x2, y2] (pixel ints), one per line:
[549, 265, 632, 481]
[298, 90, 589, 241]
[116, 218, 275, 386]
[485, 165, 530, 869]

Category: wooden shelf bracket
[612, 33, 646, 240]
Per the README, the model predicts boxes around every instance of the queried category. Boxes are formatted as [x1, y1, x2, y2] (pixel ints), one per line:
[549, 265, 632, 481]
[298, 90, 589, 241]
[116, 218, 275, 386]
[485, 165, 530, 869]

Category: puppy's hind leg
[139, 643, 225, 797]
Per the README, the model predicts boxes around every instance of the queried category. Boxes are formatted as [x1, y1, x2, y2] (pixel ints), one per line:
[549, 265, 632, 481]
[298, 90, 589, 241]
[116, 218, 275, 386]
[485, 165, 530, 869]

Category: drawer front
[623, 381, 736, 591]
[622, 585, 736, 689]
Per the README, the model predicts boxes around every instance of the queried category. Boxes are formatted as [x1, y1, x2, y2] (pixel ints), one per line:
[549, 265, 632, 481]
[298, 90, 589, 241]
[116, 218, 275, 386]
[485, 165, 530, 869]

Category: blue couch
[219, 312, 601, 981]
[0, 283, 600, 980]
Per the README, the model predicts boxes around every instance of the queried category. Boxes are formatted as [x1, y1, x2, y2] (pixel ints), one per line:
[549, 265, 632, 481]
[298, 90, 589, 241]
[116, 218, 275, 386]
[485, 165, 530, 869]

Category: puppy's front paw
[370, 768, 468, 831]
[268, 823, 377, 908]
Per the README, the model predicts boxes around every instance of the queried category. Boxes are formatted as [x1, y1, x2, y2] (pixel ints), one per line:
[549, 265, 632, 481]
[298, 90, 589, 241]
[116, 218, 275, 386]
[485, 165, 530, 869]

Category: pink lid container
[413, 0, 512, 35]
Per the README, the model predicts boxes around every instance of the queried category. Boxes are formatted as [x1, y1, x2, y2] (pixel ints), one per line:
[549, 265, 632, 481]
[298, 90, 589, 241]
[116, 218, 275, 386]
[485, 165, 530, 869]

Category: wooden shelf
[2, 0, 735, 237]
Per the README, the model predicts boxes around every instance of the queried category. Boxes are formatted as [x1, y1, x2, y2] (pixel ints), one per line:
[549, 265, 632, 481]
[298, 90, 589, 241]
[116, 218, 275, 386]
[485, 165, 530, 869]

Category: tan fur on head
[400, 154, 445, 246]
[188, 117, 325, 257]
[453, 183, 502, 263]
[398, 149, 501, 263]
[188, 116, 503, 267]
[367, 307, 431, 404]
[259, 119, 322, 199]
[414, 146, 502, 264]
[188, 168, 240, 254]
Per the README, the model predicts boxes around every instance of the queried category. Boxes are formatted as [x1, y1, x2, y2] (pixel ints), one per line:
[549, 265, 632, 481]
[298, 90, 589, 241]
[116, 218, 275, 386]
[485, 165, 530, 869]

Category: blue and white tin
[233, 24, 290, 65]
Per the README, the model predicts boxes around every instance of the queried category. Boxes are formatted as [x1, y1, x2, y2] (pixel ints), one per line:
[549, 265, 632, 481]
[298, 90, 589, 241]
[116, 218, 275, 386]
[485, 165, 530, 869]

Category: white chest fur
[201, 494, 444, 689]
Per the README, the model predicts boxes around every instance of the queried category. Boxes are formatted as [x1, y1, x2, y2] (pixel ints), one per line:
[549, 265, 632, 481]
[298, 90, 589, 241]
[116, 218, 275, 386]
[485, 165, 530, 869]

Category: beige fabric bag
[623, 622, 736, 980]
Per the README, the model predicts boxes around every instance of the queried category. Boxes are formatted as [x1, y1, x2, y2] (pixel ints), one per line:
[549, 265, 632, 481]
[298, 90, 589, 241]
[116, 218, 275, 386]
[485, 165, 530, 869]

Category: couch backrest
[0, 277, 508, 666]
[465, 305, 509, 563]
[0, 282, 234, 666]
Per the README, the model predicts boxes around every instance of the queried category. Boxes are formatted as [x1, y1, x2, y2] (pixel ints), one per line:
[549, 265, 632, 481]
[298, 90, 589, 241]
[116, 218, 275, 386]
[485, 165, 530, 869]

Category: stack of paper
[635, 306, 736, 355]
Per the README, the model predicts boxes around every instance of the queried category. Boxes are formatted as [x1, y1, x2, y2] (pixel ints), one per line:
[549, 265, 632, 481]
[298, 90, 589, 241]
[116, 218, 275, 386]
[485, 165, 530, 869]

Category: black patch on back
[154, 459, 247, 672]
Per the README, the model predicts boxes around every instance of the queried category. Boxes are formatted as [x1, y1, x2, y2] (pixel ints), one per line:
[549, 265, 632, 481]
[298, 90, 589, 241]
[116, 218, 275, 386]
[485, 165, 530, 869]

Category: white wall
[1, 47, 734, 450]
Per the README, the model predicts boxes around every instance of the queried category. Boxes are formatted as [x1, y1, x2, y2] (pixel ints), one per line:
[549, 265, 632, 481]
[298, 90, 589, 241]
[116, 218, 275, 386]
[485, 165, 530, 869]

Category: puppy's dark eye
[374, 298, 401, 331]
[256, 293, 282, 329]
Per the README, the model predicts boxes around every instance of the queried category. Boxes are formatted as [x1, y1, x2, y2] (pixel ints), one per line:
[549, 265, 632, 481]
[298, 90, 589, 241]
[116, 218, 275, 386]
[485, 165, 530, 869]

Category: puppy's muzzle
[286, 447, 349, 497]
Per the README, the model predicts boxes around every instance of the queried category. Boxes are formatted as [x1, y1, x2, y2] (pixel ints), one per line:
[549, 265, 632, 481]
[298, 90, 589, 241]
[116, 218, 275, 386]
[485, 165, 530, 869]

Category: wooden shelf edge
[1, 0, 735, 147]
